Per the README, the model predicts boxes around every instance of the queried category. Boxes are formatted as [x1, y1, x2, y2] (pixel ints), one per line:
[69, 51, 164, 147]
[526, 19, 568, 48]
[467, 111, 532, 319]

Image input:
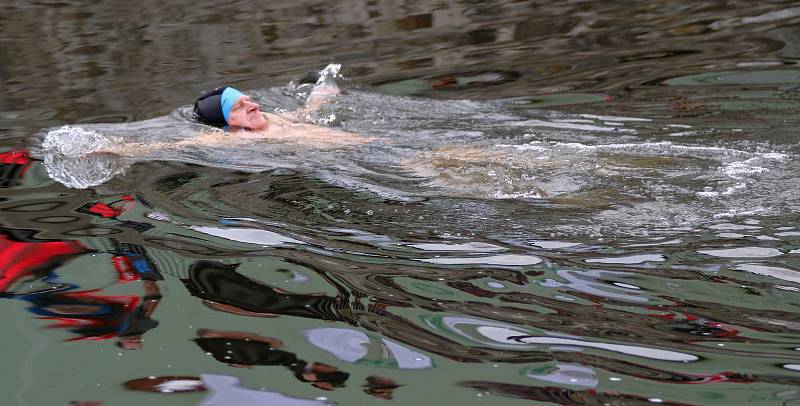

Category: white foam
[723, 161, 768, 180]
[43, 152, 129, 189]
[551, 141, 761, 158]
[696, 190, 719, 198]
[497, 142, 549, 152]
[492, 190, 544, 199]
[713, 207, 767, 219]
[42, 125, 118, 157]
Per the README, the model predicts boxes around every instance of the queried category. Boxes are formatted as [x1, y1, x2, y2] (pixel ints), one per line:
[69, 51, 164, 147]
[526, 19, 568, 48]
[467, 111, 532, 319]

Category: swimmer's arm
[95, 131, 230, 156]
[272, 85, 338, 124]
[297, 84, 340, 116]
[94, 143, 159, 157]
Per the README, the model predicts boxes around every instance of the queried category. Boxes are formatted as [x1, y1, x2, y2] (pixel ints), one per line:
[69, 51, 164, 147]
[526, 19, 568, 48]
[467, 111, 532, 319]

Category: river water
[2, 1, 800, 405]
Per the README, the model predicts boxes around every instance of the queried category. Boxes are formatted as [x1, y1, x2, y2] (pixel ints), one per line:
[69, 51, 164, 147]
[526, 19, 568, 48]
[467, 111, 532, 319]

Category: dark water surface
[2, 1, 800, 405]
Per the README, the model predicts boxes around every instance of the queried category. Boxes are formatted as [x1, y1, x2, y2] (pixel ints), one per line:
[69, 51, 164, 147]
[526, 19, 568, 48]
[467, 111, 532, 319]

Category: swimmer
[98, 83, 373, 157]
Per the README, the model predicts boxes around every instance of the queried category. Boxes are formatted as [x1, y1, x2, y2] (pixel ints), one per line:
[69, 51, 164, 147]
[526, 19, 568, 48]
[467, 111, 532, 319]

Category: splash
[315, 63, 341, 87]
[39, 126, 129, 188]
[30, 64, 799, 235]
[41, 125, 119, 157]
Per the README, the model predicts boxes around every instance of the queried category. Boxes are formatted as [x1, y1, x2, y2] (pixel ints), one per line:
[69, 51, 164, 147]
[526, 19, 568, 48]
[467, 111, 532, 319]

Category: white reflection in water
[708, 223, 761, 230]
[305, 328, 368, 362]
[476, 327, 698, 362]
[417, 254, 541, 265]
[756, 235, 779, 241]
[407, 242, 505, 252]
[734, 264, 800, 284]
[529, 240, 581, 249]
[540, 270, 649, 302]
[305, 327, 433, 369]
[698, 247, 783, 258]
[200, 374, 328, 406]
[188, 226, 304, 246]
[623, 239, 682, 247]
[524, 363, 598, 387]
[154, 379, 203, 393]
[585, 254, 665, 264]
[718, 233, 747, 238]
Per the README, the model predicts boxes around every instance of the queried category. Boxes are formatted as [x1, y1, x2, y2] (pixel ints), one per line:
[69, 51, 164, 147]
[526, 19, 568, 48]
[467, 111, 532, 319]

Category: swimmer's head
[194, 86, 267, 131]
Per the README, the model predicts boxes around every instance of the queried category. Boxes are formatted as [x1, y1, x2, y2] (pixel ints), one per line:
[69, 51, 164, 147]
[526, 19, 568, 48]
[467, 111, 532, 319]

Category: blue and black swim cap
[194, 86, 245, 127]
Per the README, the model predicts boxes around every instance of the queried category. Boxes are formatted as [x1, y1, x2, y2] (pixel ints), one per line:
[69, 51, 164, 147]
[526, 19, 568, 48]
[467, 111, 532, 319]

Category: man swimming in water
[97, 81, 372, 158]
[187, 83, 372, 146]
[194, 84, 338, 132]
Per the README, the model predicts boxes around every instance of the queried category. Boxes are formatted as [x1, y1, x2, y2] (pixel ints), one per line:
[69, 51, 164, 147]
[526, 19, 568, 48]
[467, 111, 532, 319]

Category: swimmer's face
[228, 96, 268, 131]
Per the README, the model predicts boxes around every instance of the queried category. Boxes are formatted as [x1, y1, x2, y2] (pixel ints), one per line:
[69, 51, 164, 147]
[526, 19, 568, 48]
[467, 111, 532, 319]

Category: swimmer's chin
[229, 113, 269, 133]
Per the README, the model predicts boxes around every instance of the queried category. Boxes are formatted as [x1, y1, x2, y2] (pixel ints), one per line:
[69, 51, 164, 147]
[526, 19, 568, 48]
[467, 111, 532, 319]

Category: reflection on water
[3, 0, 800, 405]
[3, 158, 800, 404]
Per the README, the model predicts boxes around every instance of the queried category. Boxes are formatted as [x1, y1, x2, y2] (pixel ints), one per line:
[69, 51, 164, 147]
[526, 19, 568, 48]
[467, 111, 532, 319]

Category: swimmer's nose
[245, 101, 259, 112]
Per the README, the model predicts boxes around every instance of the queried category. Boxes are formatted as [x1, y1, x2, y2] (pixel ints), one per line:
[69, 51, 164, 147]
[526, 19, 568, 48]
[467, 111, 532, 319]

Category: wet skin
[96, 86, 374, 157]
[226, 96, 268, 131]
